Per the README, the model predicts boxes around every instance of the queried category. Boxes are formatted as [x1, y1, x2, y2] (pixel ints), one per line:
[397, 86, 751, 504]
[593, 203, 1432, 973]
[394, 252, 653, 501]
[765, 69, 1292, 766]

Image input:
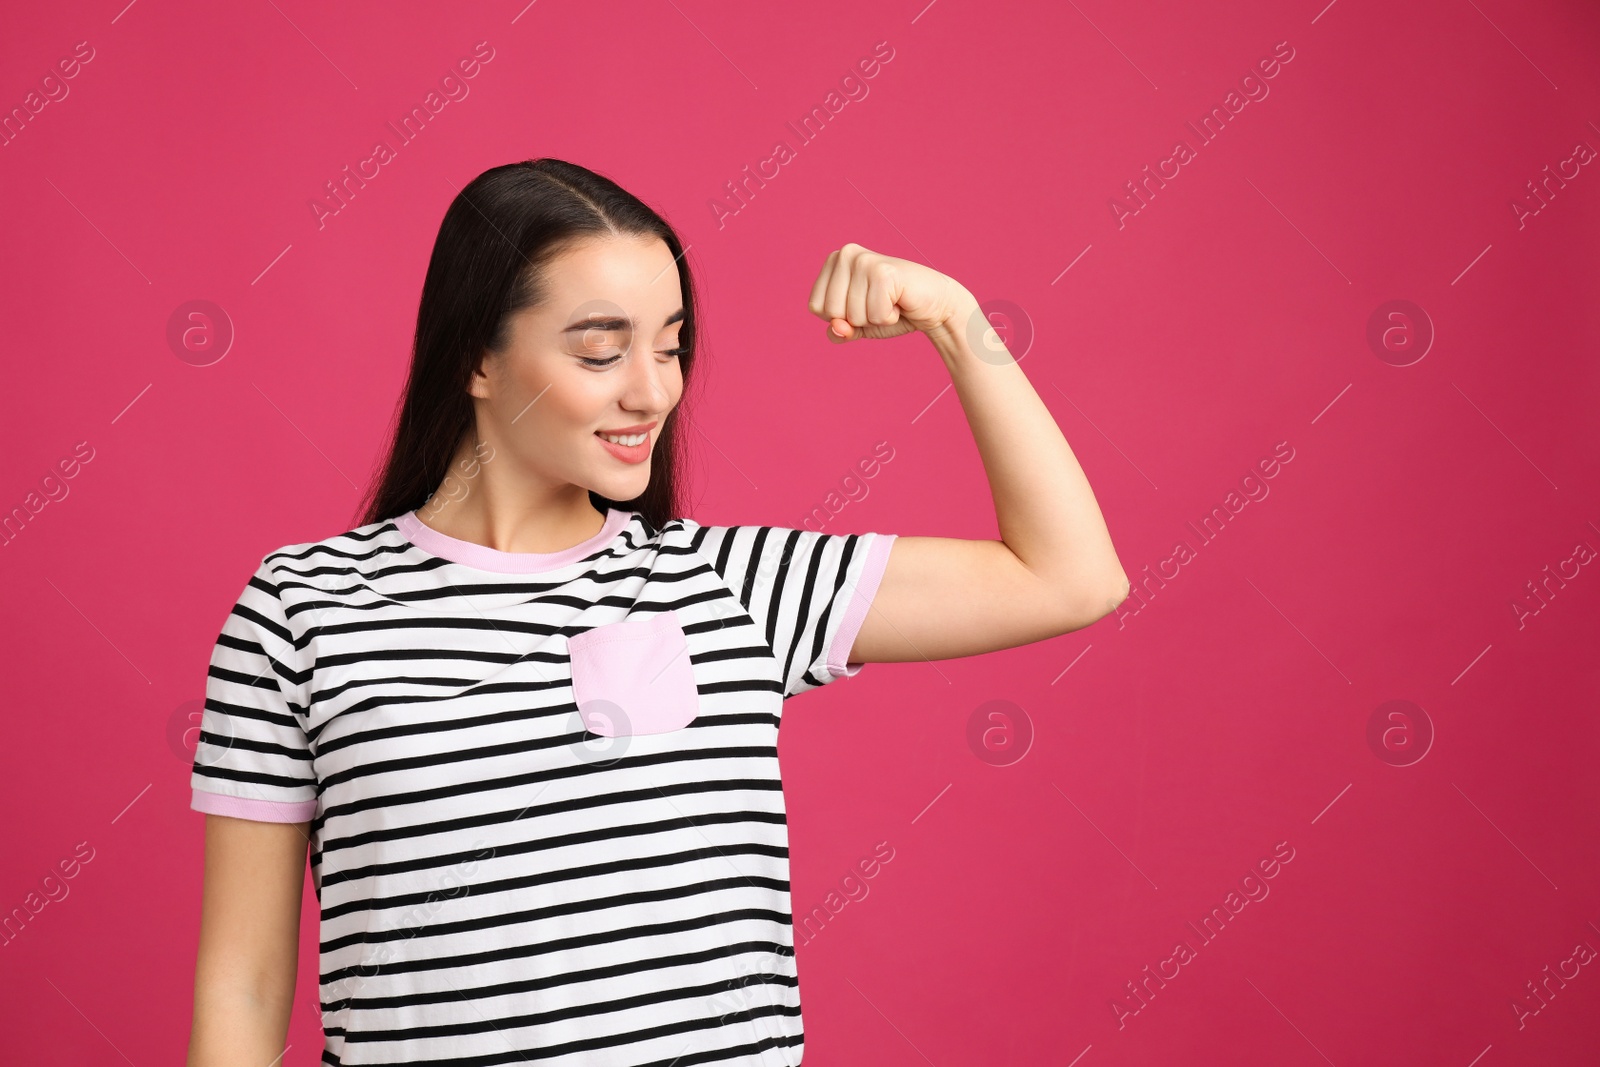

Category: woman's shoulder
[256, 513, 409, 575]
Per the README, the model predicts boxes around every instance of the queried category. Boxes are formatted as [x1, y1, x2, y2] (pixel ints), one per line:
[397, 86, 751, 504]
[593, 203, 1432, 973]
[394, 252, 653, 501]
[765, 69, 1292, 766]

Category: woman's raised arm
[807, 243, 1130, 665]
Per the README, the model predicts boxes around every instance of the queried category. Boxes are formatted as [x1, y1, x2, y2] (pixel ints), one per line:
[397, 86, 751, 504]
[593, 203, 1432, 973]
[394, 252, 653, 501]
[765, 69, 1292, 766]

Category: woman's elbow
[1058, 573, 1130, 632]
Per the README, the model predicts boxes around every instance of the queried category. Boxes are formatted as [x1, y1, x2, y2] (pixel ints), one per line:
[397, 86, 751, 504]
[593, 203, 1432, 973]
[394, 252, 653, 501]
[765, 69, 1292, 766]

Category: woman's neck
[415, 440, 606, 554]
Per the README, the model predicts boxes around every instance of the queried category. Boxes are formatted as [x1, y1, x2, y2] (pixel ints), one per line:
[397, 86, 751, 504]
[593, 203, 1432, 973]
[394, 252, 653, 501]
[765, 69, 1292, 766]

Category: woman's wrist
[924, 289, 998, 372]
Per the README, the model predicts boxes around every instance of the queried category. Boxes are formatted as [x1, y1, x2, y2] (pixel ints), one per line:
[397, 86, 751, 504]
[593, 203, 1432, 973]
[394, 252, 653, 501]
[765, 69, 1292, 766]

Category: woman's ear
[467, 349, 496, 401]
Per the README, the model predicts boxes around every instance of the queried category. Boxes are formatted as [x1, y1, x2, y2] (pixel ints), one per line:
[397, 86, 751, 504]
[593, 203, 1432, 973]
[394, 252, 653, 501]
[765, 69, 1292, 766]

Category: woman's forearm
[924, 294, 1130, 611]
[188, 986, 293, 1066]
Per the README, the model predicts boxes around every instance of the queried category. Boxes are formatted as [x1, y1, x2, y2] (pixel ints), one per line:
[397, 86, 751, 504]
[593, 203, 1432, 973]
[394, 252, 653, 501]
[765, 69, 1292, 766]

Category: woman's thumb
[827, 317, 910, 343]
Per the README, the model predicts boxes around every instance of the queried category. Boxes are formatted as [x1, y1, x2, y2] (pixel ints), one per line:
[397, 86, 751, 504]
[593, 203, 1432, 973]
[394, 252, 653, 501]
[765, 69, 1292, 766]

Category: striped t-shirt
[189, 507, 896, 1067]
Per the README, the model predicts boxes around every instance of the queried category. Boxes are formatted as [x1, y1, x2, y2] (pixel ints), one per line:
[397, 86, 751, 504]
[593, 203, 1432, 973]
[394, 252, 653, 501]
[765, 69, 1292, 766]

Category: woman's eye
[578, 345, 684, 369]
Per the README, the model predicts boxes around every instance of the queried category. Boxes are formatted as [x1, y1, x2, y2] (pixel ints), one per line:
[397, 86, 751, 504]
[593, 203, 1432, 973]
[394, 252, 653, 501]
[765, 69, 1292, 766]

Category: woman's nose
[620, 347, 671, 409]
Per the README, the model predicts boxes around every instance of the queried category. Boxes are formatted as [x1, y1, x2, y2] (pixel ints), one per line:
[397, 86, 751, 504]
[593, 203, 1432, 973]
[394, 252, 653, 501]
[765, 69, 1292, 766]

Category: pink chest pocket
[567, 609, 700, 737]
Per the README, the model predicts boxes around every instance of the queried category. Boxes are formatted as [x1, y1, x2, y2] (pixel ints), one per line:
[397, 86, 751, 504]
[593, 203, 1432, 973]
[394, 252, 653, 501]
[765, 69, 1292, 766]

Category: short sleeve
[692, 523, 897, 699]
[189, 556, 319, 823]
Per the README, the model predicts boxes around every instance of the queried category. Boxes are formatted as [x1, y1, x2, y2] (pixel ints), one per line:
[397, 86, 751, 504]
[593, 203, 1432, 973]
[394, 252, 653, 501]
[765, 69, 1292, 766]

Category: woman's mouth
[595, 430, 651, 464]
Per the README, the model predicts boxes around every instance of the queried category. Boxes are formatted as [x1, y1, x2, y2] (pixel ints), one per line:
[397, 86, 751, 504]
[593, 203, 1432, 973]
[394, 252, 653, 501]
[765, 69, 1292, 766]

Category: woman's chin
[589, 467, 650, 502]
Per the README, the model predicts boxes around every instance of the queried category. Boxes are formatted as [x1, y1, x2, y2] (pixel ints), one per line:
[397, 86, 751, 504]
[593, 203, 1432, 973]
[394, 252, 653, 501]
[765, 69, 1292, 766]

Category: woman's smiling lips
[595, 421, 656, 464]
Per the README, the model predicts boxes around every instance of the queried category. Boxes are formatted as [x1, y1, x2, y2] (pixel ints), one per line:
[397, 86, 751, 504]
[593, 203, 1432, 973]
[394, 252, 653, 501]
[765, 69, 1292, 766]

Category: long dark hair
[355, 158, 699, 533]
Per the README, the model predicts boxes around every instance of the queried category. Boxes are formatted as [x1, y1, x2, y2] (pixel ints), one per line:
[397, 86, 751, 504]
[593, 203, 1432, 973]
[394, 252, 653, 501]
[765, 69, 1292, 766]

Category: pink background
[3, 0, 1599, 1063]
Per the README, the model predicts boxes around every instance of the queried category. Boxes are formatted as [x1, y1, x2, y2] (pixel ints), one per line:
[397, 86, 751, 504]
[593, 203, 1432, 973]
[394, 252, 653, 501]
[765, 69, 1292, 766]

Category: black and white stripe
[191, 511, 895, 1066]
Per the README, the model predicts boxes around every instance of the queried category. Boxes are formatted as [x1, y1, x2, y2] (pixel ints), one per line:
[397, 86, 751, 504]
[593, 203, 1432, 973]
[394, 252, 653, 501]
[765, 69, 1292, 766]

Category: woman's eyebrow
[562, 307, 686, 332]
[562, 315, 628, 333]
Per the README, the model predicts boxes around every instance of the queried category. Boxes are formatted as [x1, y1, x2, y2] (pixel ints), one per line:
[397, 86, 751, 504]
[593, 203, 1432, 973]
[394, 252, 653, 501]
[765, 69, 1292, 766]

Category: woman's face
[470, 232, 686, 505]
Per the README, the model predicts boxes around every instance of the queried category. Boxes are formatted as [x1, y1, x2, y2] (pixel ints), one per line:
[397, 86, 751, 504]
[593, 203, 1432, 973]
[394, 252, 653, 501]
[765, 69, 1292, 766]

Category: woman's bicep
[848, 535, 1116, 664]
[194, 814, 310, 1005]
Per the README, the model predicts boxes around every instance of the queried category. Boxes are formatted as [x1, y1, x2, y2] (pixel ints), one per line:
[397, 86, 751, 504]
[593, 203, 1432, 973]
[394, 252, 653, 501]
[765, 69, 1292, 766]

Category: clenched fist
[808, 243, 977, 344]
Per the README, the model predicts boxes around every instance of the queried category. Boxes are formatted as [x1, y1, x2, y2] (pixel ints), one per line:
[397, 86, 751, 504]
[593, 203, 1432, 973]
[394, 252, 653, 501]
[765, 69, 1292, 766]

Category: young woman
[186, 158, 1128, 1066]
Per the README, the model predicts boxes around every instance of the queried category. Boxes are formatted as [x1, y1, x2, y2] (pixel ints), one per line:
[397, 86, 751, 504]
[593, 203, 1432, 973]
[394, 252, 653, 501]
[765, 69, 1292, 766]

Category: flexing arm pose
[808, 242, 1130, 664]
[186, 228, 1130, 1066]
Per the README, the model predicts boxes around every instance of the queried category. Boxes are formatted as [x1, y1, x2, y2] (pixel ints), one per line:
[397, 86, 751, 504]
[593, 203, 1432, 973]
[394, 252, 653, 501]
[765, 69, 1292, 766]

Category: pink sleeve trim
[825, 532, 897, 680]
[192, 788, 317, 823]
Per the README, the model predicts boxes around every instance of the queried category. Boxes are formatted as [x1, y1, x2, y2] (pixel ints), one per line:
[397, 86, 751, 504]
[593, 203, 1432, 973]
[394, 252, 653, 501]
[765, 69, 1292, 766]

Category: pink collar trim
[395, 508, 632, 574]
